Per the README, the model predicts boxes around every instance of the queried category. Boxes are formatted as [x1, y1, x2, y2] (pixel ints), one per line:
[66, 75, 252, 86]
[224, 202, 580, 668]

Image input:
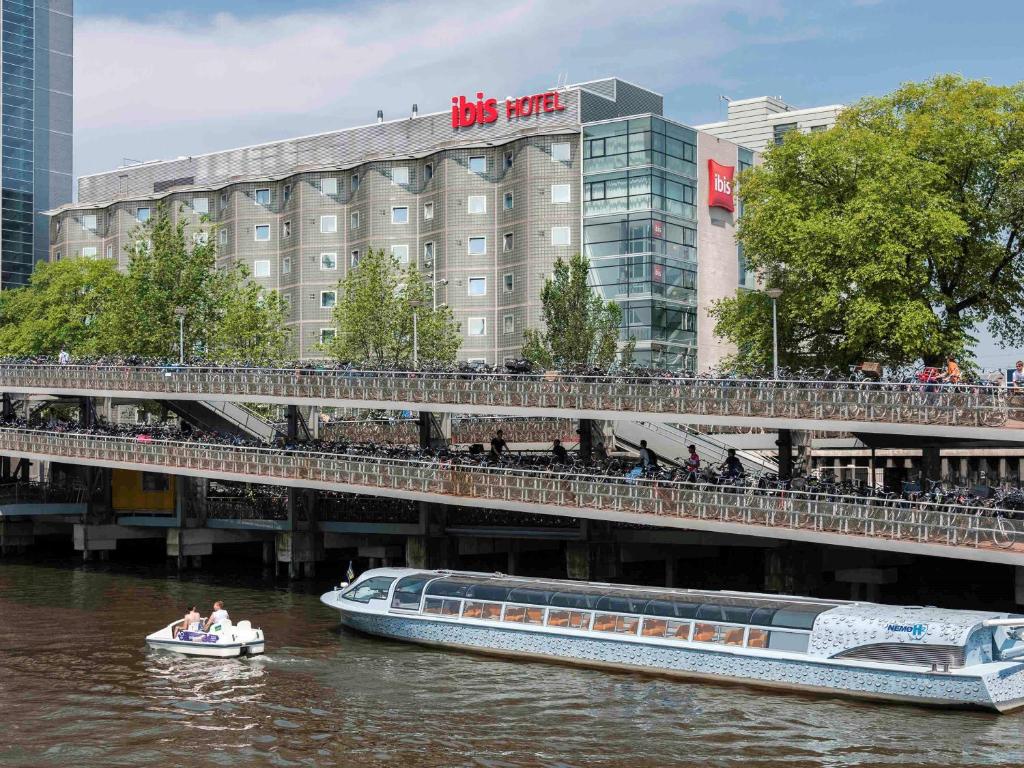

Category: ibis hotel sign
[452, 90, 566, 129]
[708, 160, 735, 212]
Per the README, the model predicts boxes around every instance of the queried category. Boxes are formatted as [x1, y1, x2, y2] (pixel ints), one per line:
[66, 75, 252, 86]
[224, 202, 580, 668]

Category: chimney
[376, 109, 384, 124]
[412, 103, 418, 119]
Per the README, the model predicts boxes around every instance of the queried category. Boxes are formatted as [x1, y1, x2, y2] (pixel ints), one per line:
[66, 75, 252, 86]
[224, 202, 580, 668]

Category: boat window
[391, 575, 432, 610]
[767, 630, 810, 653]
[503, 606, 527, 623]
[465, 583, 515, 602]
[342, 576, 396, 603]
[747, 628, 770, 648]
[749, 607, 777, 627]
[523, 607, 545, 625]
[547, 609, 591, 630]
[771, 608, 822, 630]
[644, 600, 699, 619]
[642, 618, 691, 639]
[424, 579, 476, 599]
[596, 595, 648, 614]
[462, 601, 502, 620]
[506, 588, 555, 606]
[593, 614, 641, 634]
[423, 598, 461, 617]
[550, 592, 602, 610]
[692, 622, 745, 646]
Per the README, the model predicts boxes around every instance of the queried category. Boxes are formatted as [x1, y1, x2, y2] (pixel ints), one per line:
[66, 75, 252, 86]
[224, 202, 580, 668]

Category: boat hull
[336, 609, 1024, 713]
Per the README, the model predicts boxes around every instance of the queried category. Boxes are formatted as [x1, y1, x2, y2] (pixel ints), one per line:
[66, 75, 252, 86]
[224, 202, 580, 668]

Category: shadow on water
[0, 556, 1023, 767]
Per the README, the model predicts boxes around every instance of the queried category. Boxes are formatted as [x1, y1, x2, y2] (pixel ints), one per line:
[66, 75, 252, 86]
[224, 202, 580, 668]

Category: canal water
[1, 559, 1022, 767]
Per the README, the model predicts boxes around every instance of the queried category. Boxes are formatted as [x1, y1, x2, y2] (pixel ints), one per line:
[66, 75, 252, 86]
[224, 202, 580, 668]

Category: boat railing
[0, 362, 1011, 427]
[0, 426, 1019, 553]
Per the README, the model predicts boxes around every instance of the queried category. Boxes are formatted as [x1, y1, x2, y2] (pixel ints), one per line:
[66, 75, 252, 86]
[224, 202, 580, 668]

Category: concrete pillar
[578, 419, 593, 464]
[506, 543, 519, 576]
[262, 541, 274, 565]
[999, 458, 1008, 485]
[664, 557, 676, 588]
[419, 412, 431, 450]
[961, 458, 970, 484]
[286, 404, 299, 441]
[406, 536, 428, 569]
[566, 541, 589, 581]
[921, 446, 941, 485]
[1015, 567, 1024, 607]
[776, 429, 793, 481]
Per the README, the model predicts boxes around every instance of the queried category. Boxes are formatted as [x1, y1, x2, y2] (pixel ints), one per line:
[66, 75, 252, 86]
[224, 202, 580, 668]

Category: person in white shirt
[58, 349, 70, 365]
[203, 600, 229, 631]
[1012, 360, 1024, 388]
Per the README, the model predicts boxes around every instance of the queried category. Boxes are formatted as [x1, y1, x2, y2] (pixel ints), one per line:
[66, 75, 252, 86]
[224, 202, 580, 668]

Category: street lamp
[173, 306, 187, 365]
[765, 288, 783, 379]
[409, 299, 424, 368]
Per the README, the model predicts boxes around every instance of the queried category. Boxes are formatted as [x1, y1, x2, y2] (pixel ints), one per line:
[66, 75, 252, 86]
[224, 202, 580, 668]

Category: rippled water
[1, 560, 1022, 767]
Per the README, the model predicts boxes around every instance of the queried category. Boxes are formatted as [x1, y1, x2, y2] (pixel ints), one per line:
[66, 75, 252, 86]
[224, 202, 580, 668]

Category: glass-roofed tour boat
[321, 569, 1024, 712]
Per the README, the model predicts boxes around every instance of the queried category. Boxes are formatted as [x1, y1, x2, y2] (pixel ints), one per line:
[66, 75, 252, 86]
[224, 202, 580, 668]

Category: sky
[72, 0, 1024, 368]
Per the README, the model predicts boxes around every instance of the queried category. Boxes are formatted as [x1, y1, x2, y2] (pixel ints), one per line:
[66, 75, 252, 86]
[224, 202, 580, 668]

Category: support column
[921, 446, 941, 485]
[565, 541, 589, 581]
[776, 429, 793, 481]
[286, 404, 298, 441]
[664, 556, 676, 588]
[1015, 567, 1024, 607]
[578, 418, 593, 464]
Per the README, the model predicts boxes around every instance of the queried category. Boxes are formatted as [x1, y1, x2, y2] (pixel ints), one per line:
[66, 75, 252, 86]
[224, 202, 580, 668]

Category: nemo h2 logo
[886, 623, 928, 639]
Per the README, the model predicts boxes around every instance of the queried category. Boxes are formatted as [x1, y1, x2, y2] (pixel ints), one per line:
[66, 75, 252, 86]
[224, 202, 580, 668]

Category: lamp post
[173, 306, 187, 365]
[765, 288, 782, 379]
[409, 299, 423, 368]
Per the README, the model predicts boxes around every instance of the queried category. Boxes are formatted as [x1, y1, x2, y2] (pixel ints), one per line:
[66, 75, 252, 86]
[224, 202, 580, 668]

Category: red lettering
[481, 97, 499, 124]
[543, 92, 554, 112]
[506, 98, 518, 119]
[452, 97, 460, 128]
[519, 96, 533, 117]
[552, 91, 565, 112]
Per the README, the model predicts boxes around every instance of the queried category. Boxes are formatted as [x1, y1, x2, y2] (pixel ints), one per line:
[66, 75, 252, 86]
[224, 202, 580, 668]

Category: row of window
[251, 228, 571, 252]
[314, 314, 510, 345]
[420, 597, 807, 651]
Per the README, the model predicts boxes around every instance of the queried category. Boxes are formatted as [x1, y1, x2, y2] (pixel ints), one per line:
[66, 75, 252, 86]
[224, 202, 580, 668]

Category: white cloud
[73, 0, 811, 178]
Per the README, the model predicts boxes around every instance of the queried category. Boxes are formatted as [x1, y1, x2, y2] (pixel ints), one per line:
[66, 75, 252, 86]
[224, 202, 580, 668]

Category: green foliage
[324, 248, 461, 365]
[0, 204, 288, 362]
[521, 252, 622, 369]
[714, 74, 1024, 370]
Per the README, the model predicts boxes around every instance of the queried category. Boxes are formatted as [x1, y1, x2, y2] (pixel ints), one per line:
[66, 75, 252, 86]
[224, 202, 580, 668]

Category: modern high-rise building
[48, 78, 755, 371]
[697, 96, 842, 153]
[1, 0, 73, 287]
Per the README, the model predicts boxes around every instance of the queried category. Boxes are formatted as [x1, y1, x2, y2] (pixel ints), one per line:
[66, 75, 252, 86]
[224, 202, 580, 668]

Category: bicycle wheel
[992, 516, 1016, 549]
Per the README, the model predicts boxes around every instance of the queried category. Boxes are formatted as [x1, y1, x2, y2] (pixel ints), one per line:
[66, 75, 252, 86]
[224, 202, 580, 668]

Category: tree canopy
[521, 252, 622, 369]
[0, 205, 288, 363]
[322, 247, 461, 365]
[712, 74, 1024, 371]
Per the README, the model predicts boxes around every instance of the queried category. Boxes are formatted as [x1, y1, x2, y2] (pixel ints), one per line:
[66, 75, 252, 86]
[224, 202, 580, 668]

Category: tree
[521, 252, 622, 369]
[0, 258, 123, 356]
[712, 74, 1024, 371]
[323, 248, 461, 365]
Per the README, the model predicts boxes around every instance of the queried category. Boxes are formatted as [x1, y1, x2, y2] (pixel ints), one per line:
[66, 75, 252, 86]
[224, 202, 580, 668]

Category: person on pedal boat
[203, 601, 230, 631]
[171, 605, 201, 638]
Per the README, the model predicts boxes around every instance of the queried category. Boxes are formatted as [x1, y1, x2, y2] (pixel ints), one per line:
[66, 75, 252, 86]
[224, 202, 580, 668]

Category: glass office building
[0, 0, 72, 288]
[583, 116, 699, 370]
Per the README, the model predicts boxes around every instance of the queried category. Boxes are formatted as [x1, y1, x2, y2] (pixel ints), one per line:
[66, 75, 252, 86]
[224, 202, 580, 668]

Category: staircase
[614, 421, 778, 474]
[161, 400, 279, 441]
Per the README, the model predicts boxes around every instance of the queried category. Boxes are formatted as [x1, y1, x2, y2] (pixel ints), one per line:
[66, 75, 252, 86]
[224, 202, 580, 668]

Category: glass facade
[737, 147, 756, 290]
[2, 0, 36, 287]
[583, 116, 698, 370]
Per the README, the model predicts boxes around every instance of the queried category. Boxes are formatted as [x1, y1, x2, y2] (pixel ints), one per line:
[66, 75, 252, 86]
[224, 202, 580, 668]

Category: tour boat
[145, 618, 265, 657]
[320, 568, 1024, 712]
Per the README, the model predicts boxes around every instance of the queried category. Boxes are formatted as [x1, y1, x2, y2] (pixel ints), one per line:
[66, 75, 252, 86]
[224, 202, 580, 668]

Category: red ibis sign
[452, 90, 566, 129]
[708, 160, 735, 212]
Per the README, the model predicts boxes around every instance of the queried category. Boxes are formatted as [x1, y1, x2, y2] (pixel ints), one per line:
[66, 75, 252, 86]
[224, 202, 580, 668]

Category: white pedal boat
[146, 619, 265, 657]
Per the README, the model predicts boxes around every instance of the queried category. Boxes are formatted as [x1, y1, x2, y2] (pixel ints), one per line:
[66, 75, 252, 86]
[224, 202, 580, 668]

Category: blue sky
[72, 0, 1024, 367]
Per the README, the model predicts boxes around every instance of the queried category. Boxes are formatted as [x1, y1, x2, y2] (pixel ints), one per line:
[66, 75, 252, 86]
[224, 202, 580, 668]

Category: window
[350, 211, 360, 229]
[504, 150, 514, 169]
[468, 276, 487, 296]
[282, 256, 291, 274]
[283, 220, 292, 238]
[392, 206, 409, 224]
[193, 197, 209, 214]
[503, 314, 514, 334]
[82, 214, 97, 231]
[551, 226, 571, 246]
[392, 166, 409, 185]
[503, 191, 514, 210]
[424, 201, 434, 220]
[468, 317, 486, 336]
[193, 231, 209, 245]
[54, 250, 61, 260]
[468, 155, 486, 174]
[218, 229, 228, 246]
[468, 195, 486, 214]
[547, 609, 591, 630]
[423, 162, 434, 181]
[468, 236, 486, 255]
[320, 291, 337, 309]
[551, 184, 571, 203]
[503, 232, 514, 252]
[282, 294, 292, 312]
[82, 246, 97, 258]
[392, 244, 409, 264]
[319, 328, 335, 344]
[341, 576, 395, 603]
[462, 601, 502, 620]
[320, 215, 338, 234]
[254, 188, 271, 205]
[283, 184, 292, 203]
[320, 177, 338, 195]
[106, 245, 113, 259]
[424, 598, 462, 617]
[503, 273, 514, 293]
[254, 260, 271, 277]
[254, 224, 271, 241]
[593, 614, 640, 635]
[773, 122, 798, 145]
[350, 249, 360, 266]
[219, 192, 228, 210]
[551, 142, 571, 162]
[320, 252, 338, 270]
[351, 174, 360, 192]
[136, 207, 151, 223]
[423, 241, 435, 265]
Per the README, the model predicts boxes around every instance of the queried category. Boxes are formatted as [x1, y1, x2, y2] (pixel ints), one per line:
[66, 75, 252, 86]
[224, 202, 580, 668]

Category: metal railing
[0, 480, 85, 507]
[0, 363, 1016, 428]
[0, 426, 1018, 554]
